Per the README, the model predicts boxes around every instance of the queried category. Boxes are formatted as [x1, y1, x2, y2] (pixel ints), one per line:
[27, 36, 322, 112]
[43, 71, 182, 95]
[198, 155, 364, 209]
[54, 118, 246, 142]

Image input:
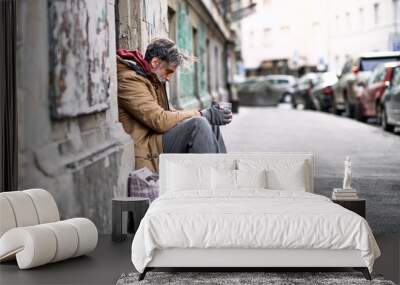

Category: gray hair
[144, 38, 194, 67]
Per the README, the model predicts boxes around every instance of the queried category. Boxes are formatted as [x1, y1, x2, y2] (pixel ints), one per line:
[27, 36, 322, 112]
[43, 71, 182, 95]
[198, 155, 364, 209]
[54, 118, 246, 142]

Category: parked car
[237, 76, 282, 106]
[333, 51, 400, 117]
[309, 72, 338, 112]
[291, 73, 321, 110]
[236, 77, 263, 95]
[355, 62, 400, 122]
[264, 75, 297, 103]
[378, 64, 400, 132]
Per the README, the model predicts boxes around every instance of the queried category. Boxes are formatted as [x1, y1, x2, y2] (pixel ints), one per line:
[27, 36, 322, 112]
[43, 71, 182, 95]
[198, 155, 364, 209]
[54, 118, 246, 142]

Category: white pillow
[236, 169, 268, 189]
[238, 159, 307, 191]
[167, 162, 212, 192]
[267, 161, 306, 191]
[211, 168, 237, 191]
[211, 168, 268, 191]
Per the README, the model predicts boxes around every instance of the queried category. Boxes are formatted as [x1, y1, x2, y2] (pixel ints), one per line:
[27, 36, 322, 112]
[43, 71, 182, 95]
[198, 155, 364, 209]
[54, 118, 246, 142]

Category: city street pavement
[222, 104, 400, 234]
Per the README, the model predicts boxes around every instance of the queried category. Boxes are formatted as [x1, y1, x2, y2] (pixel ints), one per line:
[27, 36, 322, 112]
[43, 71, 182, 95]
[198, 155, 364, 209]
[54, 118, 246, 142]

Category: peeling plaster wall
[48, 0, 111, 118]
[117, 0, 141, 49]
[117, 0, 168, 52]
[139, 0, 169, 52]
[17, 0, 133, 234]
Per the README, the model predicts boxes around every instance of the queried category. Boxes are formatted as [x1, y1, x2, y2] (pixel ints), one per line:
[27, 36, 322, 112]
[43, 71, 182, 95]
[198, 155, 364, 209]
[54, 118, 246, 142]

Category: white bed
[131, 153, 380, 280]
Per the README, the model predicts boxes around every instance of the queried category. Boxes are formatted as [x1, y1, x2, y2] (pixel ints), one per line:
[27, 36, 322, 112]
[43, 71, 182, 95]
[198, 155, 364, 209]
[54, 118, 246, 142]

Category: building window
[215, 46, 219, 90]
[345, 12, 351, 30]
[359, 7, 364, 30]
[192, 27, 199, 99]
[206, 39, 211, 93]
[249, 30, 255, 48]
[335, 15, 340, 33]
[393, 0, 399, 28]
[280, 25, 290, 32]
[263, 0, 272, 7]
[263, 27, 271, 46]
[374, 3, 380, 27]
[311, 21, 319, 29]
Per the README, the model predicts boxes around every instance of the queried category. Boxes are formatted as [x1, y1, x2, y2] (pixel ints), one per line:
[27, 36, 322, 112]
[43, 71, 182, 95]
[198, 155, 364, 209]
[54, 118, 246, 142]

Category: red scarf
[117, 49, 152, 74]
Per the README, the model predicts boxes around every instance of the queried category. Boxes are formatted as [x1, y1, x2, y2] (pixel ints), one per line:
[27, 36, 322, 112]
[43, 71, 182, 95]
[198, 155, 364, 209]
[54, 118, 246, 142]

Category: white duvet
[131, 190, 380, 273]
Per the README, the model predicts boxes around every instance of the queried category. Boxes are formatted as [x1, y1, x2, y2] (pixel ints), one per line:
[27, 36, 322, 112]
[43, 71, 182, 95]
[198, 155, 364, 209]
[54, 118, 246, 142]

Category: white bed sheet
[131, 190, 380, 273]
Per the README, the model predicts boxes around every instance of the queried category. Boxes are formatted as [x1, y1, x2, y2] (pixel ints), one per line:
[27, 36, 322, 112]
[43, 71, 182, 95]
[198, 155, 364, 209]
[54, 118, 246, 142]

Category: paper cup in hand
[219, 102, 232, 111]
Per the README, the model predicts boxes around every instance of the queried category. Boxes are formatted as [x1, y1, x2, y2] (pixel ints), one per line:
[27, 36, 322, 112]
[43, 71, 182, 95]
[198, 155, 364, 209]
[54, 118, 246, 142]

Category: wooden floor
[0, 235, 133, 285]
[0, 234, 399, 285]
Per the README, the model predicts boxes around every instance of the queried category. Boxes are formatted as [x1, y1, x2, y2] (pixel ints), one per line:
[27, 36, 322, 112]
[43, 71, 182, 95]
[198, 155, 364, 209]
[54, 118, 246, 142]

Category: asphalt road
[222, 104, 400, 234]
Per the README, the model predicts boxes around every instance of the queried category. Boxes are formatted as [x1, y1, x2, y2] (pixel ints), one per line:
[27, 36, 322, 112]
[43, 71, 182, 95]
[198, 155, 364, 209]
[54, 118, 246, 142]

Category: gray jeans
[162, 117, 227, 154]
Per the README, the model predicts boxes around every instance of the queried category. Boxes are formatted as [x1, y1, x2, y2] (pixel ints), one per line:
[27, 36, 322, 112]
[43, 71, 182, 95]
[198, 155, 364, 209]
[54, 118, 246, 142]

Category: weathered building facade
[17, 0, 133, 234]
[16, 0, 236, 234]
[116, 0, 235, 109]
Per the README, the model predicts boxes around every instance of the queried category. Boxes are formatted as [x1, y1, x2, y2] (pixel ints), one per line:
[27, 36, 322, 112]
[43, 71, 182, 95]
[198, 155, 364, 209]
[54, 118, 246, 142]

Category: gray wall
[17, 0, 133, 234]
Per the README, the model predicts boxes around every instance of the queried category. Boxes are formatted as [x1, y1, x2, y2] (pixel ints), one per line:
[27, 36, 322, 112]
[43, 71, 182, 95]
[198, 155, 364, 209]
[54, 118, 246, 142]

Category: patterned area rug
[116, 271, 396, 285]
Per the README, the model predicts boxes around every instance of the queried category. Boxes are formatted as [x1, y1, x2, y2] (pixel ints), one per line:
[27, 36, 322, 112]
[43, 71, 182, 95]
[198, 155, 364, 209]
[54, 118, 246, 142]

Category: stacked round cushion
[0, 189, 98, 269]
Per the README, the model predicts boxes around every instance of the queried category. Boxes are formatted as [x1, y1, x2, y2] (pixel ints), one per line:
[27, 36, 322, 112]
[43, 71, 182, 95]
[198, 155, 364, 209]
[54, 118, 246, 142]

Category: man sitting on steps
[117, 38, 232, 173]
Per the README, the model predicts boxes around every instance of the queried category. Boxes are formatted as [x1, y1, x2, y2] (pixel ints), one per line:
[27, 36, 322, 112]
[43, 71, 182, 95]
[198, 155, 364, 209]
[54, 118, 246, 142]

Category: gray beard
[154, 72, 166, 83]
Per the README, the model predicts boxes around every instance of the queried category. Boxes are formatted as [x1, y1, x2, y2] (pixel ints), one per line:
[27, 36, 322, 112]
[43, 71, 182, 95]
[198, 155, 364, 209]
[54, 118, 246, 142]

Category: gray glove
[200, 105, 232, 125]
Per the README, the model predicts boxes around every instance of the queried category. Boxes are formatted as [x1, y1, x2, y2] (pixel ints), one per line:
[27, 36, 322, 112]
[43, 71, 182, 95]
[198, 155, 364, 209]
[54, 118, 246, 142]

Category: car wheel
[381, 106, 395, 132]
[354, 102, 366, 122]
[331, 100, 341, 115]
[305, 97, 315, 110]
[283, 93, 292, 103]
[323, 106, 331, 113]
[313, 98, 321, 111]
[345, 101, 355, 118]
[326, 98, 335, 113]
[291, 96, 297, 109]
[376, 105, 382, 125]
[320, 99, 331, 112]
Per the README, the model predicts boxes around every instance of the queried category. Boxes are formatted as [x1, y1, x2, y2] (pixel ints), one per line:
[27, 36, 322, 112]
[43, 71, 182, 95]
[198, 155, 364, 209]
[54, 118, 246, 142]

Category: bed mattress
[131, 190, 380, 273]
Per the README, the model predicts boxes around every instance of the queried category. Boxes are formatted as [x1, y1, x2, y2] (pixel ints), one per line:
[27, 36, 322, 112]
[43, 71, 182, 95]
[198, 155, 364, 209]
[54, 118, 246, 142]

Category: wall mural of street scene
[1, 0, 399, 284]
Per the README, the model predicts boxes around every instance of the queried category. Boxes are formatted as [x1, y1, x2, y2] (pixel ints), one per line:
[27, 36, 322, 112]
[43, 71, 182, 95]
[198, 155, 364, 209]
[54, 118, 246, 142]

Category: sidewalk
[222, 105, 400, 234]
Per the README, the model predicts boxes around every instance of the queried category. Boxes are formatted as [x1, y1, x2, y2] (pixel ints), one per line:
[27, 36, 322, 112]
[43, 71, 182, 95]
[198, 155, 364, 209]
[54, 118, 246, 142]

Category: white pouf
[0, 189, 98, 269]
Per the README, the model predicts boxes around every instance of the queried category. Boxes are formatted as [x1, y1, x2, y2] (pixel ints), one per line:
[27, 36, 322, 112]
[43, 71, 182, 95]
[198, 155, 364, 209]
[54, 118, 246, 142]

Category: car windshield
[277, 79, 289, 84]
[239, 77, 262, 86]
[360, 57, 400, 71]
[266, 77, 292, 85]
[358, 71, 372, 83]
[299, 74, 320, 85]
[318, 72, 337, 85]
